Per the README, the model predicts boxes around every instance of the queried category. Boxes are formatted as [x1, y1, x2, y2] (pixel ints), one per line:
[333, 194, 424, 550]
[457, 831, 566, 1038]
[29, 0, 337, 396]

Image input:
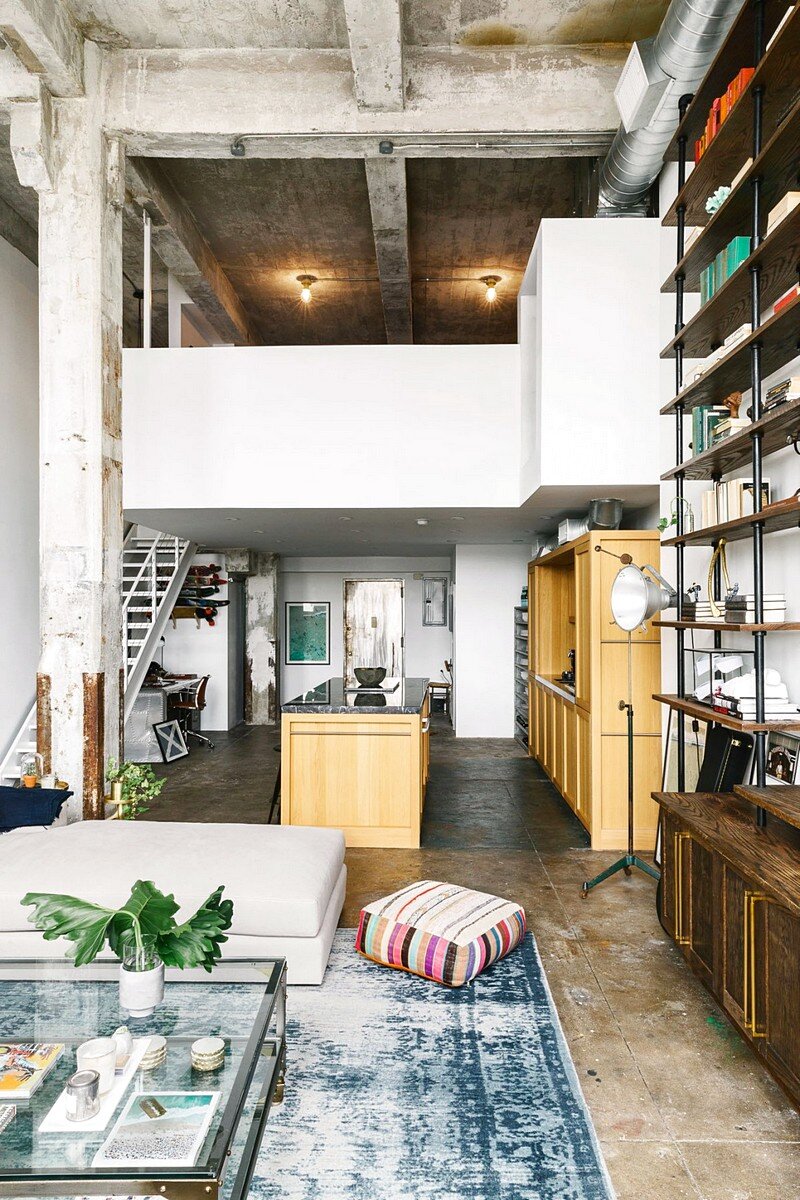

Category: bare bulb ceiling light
[297, 274, 316, 304]
[480, 275, 500, 303]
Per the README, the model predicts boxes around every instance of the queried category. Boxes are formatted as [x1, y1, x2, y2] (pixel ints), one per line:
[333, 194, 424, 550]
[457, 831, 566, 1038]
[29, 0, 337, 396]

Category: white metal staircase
[0, 528, 197, 785]
[123, 529, 198, 720]
[0, 701, 37, 787]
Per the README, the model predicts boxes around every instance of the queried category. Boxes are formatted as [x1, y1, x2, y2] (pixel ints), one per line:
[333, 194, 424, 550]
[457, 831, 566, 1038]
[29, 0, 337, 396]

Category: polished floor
[146, 718, 800, 1199]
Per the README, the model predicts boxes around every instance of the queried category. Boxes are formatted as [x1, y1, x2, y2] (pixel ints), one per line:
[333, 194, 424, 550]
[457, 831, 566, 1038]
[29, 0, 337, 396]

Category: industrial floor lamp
[582, 548, 676, 897]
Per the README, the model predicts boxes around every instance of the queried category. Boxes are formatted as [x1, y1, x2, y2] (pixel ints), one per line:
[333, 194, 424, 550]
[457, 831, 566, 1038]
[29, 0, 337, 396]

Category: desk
[427, 679, 451, 721]
[125, 677, 203, 762]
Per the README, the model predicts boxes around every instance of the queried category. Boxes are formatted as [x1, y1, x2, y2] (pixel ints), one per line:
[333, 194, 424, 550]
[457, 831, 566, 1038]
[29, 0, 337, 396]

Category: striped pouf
[355, 880, 526, 987]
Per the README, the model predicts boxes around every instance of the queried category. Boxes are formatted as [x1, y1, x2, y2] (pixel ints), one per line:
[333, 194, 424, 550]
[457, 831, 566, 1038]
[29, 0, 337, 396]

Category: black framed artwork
[154, 719, 189, 763]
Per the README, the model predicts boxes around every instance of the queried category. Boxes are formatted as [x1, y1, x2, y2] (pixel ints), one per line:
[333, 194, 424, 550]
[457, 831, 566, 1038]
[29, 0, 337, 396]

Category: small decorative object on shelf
[705, 184, 731, 213]
[21, 879, 234, 1015]
[21, 753, 42, 789]
[684, 646, 753, 704]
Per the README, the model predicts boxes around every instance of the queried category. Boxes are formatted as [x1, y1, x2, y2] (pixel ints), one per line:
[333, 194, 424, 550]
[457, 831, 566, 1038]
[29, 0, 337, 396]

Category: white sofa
[0, 820, 346, 984]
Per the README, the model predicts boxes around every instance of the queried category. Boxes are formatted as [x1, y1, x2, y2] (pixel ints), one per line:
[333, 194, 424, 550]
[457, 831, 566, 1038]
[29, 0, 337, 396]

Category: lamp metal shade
[611, 564, 672, 631]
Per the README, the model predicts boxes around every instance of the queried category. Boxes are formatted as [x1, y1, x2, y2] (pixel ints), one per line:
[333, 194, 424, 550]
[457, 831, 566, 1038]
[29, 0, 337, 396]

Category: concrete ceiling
[149, 154, 586, 345]
[63, 0, 667, 51]
[127, 484, 658, 557]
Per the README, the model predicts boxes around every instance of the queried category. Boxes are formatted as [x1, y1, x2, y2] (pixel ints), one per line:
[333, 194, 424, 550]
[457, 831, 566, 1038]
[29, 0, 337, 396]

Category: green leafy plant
[21, 880, 234, 971]
[106, 760, 165, 819]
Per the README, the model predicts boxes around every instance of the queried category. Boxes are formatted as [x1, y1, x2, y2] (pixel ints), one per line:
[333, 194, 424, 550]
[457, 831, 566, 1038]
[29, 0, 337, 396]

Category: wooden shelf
[660, 205, 800, 361]
[655, 789, 800, 914]
[663, 95, 800, 293]
[655, 692, 800, 733]
[660, 292, 800, 415]
[663, 4, 800, 226]
[661, 497, 800, 546]
[734, 783, 800, 831]
[661, 395, 800, 481]
[655, 619, 800, 632]
[664, 2, 795, 162]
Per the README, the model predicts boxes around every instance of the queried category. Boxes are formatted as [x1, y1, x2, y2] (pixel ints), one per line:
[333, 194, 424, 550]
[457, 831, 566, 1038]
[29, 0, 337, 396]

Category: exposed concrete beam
[10, 81, 55, 191]
[0, 190, 36, 261]
[0, 42, 37, 108]
[102, 45, 624, 158]
[0, 0, 83, 97]
[364, 157, 412, 343]
[343, 0, 403, 112]
[127, 157, 261, 347]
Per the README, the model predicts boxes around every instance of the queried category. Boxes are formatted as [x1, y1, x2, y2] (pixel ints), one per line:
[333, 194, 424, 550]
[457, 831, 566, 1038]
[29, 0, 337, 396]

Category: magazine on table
[0, 1044, 64, 1100]
[93, 1091, 220, 1168]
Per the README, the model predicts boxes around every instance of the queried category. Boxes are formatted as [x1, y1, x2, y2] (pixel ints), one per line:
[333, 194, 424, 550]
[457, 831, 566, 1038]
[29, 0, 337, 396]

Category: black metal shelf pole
[674, 93, 693, 790]
[751, 0, 767, 826]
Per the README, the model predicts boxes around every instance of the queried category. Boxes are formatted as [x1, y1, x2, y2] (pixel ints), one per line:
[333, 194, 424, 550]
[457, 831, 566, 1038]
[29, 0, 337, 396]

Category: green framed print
[285, 601, 330, 665]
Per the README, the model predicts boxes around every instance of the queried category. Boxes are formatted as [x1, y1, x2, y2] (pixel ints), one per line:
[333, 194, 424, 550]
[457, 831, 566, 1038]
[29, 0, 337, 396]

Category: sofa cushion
[0, 821, 345, 939]
[355, 880, 526, 987]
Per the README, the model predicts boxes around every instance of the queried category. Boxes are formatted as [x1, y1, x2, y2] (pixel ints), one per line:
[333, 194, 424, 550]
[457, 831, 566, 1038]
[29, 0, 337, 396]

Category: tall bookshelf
[658, 0, 800, 810]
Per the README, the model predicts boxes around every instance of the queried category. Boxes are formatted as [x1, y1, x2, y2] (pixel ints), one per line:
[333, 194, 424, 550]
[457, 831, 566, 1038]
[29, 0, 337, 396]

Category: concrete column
[244, 554, 278, 725]
[33, 49, 125, 819]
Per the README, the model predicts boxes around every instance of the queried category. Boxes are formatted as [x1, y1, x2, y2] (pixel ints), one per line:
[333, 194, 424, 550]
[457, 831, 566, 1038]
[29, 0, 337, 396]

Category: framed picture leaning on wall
[285, 602, 330, 665]
[765, 730, 800, 785]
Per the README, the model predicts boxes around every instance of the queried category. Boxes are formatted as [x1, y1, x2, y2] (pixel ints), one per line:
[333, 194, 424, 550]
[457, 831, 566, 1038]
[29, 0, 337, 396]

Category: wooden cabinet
[531, 530, 662, 850]
[657, 789, 800, 1111]
[281, 708, 427, 848]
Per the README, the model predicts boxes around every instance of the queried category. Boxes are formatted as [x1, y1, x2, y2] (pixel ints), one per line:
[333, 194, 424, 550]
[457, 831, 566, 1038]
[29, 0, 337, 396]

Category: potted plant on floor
[22, 881, 233, 1016]
[106, 760, 165, 820]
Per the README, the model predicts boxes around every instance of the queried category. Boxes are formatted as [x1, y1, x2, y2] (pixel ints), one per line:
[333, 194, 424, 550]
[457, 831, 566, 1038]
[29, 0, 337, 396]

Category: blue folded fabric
[0, 786, 72, 833]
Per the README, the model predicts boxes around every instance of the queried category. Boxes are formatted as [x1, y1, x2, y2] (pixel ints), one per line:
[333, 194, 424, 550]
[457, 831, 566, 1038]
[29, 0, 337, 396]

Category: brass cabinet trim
[675, 831, 692, 945]
[743, 891, 769, 1039]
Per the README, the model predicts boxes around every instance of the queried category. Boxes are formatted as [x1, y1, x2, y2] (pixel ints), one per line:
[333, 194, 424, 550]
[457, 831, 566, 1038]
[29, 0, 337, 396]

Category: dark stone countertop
[282, 677, 430, 715]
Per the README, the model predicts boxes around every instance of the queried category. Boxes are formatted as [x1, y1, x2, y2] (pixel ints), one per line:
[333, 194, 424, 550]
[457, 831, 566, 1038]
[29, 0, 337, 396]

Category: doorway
[343, 579, 404, 683]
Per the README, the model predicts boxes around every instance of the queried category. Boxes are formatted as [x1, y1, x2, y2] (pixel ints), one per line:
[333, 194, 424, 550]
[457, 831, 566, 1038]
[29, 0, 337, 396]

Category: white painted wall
[658, 164, 800, 715]
[519, 218, 662, 500]
[122, 345, 520, 511]
[0, 236, 38, 760]
[279, 557, 452, 702]
[453, 545, 529, 738]
[160, 553, 232, 730]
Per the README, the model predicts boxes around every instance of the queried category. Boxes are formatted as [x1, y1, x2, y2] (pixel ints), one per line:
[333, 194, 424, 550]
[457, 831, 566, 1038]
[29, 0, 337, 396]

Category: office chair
[171, 676, 216, 750]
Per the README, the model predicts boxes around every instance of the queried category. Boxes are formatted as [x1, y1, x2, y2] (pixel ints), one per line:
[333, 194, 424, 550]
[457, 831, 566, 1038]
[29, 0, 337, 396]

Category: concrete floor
[146, 718, 800, 1199]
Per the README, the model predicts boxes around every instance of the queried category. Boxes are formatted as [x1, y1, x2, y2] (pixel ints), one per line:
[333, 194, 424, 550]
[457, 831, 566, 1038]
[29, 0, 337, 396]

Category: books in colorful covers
[0, 1044, 63, 1100]
[93, 1092, 220, 1168]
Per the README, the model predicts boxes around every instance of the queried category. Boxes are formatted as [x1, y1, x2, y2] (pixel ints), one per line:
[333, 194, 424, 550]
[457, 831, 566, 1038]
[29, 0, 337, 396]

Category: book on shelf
[709, 416, 750, 444]
[774, 286, 799, 316]
[0, 1044, 63, 1100]
[699, 479, 771, 527]
[767, 191, 800, 236]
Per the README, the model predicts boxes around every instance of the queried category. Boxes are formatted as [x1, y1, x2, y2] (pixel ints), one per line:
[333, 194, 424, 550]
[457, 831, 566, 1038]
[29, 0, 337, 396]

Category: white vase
[119, 960, 165, 1017]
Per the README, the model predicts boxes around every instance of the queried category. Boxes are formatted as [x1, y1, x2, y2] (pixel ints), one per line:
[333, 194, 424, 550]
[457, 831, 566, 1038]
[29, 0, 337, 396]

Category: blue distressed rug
[252, 931, 614, 1200]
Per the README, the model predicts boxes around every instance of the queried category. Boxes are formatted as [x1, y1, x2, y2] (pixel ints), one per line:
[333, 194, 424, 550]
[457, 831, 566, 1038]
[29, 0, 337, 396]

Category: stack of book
[691, 404, 729, 454]
[767, 191, 800, 236]
[682, 597, 720, 622]
[712, 694, 800, 722]
[764, 376, 800, 413]
[709, 415, 750, 445]
[725, 593, 787, 623]
[691, 323, 751, 382]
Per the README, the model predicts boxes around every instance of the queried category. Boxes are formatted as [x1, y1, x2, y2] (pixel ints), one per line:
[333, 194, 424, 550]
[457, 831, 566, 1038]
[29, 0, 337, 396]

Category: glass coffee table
[0, 958, 286, 1200]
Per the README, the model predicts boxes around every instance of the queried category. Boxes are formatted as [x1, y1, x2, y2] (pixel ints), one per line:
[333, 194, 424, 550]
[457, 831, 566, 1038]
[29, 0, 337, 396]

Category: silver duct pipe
[598, 0, 747, 211]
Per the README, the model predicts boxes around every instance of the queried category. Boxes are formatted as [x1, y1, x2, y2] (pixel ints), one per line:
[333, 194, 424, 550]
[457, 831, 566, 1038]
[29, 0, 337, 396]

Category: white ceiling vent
[614, 38, 672, 133]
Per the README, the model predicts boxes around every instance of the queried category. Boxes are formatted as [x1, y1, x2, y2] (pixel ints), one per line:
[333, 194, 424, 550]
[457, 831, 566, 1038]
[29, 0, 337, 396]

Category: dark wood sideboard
[654, 787, 800, 1107]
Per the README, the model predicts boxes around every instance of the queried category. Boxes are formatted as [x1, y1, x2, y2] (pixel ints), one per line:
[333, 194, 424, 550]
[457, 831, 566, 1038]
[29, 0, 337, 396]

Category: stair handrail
[122, 532, 175, 616]
[0, 697, 36, 784]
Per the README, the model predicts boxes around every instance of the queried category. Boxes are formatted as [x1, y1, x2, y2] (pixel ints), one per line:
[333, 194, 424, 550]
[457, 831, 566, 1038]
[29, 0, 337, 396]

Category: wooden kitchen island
[280, 677, 430, 848]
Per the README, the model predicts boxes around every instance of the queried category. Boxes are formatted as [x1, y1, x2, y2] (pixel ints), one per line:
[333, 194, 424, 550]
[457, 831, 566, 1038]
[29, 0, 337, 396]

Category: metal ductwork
[598, 0, 747, 212]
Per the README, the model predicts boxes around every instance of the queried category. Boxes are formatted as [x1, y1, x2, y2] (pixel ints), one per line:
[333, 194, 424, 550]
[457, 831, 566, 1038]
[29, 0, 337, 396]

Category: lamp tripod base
[582, 853, 659, 897]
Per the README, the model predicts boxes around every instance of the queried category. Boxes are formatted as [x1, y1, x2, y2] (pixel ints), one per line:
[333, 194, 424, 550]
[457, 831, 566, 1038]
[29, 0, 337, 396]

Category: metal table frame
[0, 957, 286, 1200]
